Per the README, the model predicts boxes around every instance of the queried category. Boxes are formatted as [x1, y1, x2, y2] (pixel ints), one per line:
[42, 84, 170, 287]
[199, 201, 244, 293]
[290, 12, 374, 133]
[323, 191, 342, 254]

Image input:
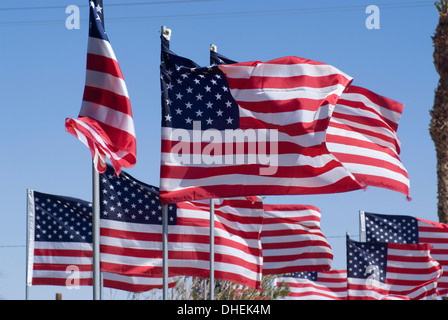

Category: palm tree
[431, 1, 448, 224]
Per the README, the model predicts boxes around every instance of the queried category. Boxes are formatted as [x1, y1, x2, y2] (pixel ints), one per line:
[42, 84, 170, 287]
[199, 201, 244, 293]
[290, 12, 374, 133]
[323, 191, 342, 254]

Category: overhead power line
[0, 245, 26, 248]
[0, 1, 433, 27]
[0, 0, 218, 11]
[0, 0, 431, 12]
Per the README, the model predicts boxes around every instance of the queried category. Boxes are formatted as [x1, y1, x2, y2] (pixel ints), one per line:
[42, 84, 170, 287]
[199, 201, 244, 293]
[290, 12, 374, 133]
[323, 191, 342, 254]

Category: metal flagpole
[91, 0, 105, 301]
[162, 204, 169, 300]
[161, 25, 171, 301]
[359, 210, 366, 242]
[208, 44, 218, 301]
[25, 189, 32, 300]
[92, 164, 101, 300]
[209, 199, 215, 300]
[345, 232, 350, 300]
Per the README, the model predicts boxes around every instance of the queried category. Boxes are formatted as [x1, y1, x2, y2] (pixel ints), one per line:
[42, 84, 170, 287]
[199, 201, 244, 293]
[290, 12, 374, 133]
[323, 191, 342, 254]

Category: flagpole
[25, 189, 32, 300]
[209, 44, 218, 301]
[92, 164, 101, 300]
[162, 204, 169, 300]
[345, 232, 350, 300]
[161, 25, 171, 301]
[359, 210, 366, 242]
[90, 0, 104, 300]
[209, 199, 215, 300]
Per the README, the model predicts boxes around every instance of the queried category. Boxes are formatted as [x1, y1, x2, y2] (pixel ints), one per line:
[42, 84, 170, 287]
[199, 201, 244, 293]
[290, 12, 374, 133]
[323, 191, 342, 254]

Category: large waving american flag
[159, 33, 362, 204]
[347, 237, 441, 300]
[65, 0, 136, 175]
[261, 204, 333, 274]
[360, 211, 448, 296]
[99, 165, 264, 289]
[26, 190, 176, 293]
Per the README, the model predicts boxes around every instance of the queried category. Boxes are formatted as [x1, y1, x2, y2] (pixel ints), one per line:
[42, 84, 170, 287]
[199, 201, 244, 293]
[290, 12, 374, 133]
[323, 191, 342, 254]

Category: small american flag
[26, 190, 176, 293]
[347, 237, 441, 300]
[27, 190, 93, 287]
[275, 270, 347, 300]
[360, 211, 448, 296]
[159, 34, 362, 204]
[326, 86, 410, 199]
[65, 0, 136, 175]
[261, 204, 333, 274]
[99, 165, 264, 289]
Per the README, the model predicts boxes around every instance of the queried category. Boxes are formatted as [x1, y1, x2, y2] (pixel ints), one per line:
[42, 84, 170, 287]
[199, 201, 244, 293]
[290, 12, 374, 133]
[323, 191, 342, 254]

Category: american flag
[159, 33, 363, 204]
[261, 204, 333, 274]
[26, 190, 176, 293]
[275, 270, 347, 300]
[65, 0, 136, 175]
[360, 211, 448, 296]
[326, 86, 410, 199]
[347, 237, 441, 300]
[99, 165, 264, 289]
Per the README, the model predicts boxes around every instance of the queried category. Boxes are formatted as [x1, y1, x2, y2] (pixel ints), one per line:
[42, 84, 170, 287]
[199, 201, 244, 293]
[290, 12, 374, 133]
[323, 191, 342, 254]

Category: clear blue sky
[0, 0, 440, 300]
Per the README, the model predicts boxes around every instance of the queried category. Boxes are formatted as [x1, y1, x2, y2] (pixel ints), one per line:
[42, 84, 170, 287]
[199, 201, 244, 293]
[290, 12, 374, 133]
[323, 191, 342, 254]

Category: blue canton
[99, 165, 177, 225]
[347, 238, 387, 282]
[89, 0, 107, 41]
[288, 271, 318, 281]
[33, 191, 92, 243]
[365, 212, 419, 244]
[160, 35, 239, 130]
[210, 50, 237, 65]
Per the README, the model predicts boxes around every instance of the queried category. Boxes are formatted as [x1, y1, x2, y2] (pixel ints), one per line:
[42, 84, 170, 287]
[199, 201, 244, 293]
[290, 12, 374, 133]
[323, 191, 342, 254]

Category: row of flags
[65, 1, 409, 201]
[276, 211, 448, 300]
[26, 165, 448, 299]
[26, 164, 333, 293]
[44, 0, 438, 300]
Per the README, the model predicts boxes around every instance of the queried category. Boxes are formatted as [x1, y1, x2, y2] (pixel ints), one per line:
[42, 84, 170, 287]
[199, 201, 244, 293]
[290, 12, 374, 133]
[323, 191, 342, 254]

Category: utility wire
[0, 0, 431, 12]
[0, 0, 218, 11]
[0, 245, 26, 248]
[0, 1, 433, 27]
